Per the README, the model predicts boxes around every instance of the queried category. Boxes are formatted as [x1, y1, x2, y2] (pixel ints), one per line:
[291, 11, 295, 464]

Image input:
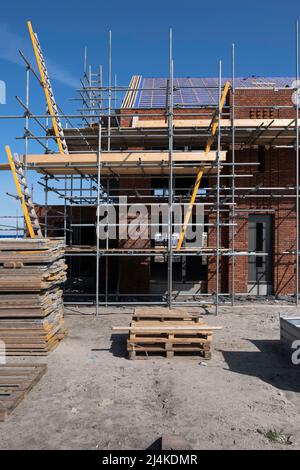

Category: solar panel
[135, 77, 294, 108]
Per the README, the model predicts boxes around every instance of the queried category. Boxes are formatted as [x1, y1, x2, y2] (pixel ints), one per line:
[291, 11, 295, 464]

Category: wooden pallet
[0, 364, 47, 421]
[128, 349, 212, 360]
[126, 319, 214, 360]
[133, 307, 203, 323]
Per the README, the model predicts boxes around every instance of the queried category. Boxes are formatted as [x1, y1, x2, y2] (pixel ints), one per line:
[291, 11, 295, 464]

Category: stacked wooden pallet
[0, 238, 67, 355]
[0, 364, 47, 421]
[113, 307, 221, 360]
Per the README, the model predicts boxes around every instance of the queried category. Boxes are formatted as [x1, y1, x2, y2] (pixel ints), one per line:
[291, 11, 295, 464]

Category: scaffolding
[0, 21, 300, 314]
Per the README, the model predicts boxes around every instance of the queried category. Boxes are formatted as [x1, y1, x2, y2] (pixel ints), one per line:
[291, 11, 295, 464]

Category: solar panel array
[135, 77, 295, 108]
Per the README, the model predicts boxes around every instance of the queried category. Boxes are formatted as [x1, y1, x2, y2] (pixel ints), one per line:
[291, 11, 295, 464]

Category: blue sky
[0, 0, 299, 223]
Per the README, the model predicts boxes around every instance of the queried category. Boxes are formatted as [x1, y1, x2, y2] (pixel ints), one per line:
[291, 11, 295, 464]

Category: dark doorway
[248, 214, 272, 295]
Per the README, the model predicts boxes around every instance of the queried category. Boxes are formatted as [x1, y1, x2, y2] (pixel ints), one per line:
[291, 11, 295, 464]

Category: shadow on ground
[221, 339, 300, 394]
[109, 333, 128, 358]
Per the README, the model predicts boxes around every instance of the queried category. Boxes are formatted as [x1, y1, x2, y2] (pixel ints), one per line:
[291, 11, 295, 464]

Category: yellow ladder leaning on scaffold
[27, 20, 68, 155]
[5, 146, 43, 239]
[176, 80, 231, 250]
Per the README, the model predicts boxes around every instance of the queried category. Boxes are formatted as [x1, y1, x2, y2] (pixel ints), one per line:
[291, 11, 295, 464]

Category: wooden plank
[135, 118, 295, 128]
[113, 325, 221, 332]
[128, 336, 212, 344]
[23, 151, 226, 165]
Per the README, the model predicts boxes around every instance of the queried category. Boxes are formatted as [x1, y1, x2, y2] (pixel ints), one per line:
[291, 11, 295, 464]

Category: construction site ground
[0, 304, 299, 450]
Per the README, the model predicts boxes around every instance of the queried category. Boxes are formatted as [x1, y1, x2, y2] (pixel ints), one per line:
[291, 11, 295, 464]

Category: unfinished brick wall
[117, 177, 151, 295]
[119, 107, 214, 127]
[207, 147, 297, 295]
[230, 88, 294, 119]
[206, 213, 229, 294]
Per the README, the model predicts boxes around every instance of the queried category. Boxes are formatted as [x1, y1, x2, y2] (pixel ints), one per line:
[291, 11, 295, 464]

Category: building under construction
[1, 23, 300, 312]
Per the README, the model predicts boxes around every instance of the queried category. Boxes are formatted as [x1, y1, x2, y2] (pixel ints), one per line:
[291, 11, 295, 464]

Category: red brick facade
[207, 147, 297, 295]
[230, 88, 294, 119]
[118, 177, 151, 294]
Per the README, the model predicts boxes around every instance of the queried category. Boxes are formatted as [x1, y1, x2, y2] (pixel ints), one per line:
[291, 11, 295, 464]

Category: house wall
[207, 147, 297, 295]
[117, 177, 151, 295]
[119, 107, 215, 127]
[231, 88, 294, 119]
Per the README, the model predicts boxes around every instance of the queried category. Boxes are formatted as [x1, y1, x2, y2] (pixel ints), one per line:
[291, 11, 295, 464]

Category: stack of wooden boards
[0, 364, 47, 421]
[113, 307, 221, 360]
[0, 238, 67, 355]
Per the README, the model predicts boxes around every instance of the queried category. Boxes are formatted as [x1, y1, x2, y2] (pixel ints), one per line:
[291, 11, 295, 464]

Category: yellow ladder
[176, 80, 231, 250]
[5, 146, 43, 238]
[27, 21, 68, 155]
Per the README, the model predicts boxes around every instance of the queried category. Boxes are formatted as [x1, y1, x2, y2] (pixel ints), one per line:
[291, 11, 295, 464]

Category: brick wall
[119, 107, 214, 127]
[207, 147, 297, 295]
[230, 88, 294, 119]
[117, 177, 151, 294]
[206, 213, 229, 293]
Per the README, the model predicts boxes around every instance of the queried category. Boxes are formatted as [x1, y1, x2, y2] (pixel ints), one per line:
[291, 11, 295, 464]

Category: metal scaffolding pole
[23, 65, 30, 236]
[231, 43, 236, 306]
[167, 29, 174, 309]
[100, 65, 103, 113]
[114, 74, 117, 109]
[105, 179, 109, 306]
[45, 175, 48, 237]
[96, 123, 102, 316]
[108, 31, 112, 151]
[296, 19, 299, 306]
[24, 66, 30, 170]
[64, 178, 67, 242]
[216, 61, 222, 315]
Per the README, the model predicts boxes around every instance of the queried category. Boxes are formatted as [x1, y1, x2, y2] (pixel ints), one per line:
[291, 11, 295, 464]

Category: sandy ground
[0, 304, 300, 450]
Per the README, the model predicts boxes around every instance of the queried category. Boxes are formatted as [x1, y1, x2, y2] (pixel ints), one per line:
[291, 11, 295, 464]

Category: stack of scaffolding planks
[0, 238, 67, 355]
[113, 307, 221, 360]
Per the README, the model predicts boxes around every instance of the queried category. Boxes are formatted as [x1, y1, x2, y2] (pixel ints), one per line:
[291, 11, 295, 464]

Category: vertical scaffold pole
[105, 180, 109, 306]
[24, 63, 30, 236]
[167, 29, 174, 309]
[24, 66, 29, 171]
[100, 65, 103, 113]
[45, 175, 48, 238]
[108, 31, 112, 151]
[231, 44, 235, 306]
[216, 61, 222, 315]
[296, 19, 299, 306]
[88, 65, 92, 125]
[114, 74, 117, 109]
[96, 123, 102, 315]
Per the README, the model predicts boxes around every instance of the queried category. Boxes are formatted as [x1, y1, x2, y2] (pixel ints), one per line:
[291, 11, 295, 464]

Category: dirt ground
[0, 304, 300, 450]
